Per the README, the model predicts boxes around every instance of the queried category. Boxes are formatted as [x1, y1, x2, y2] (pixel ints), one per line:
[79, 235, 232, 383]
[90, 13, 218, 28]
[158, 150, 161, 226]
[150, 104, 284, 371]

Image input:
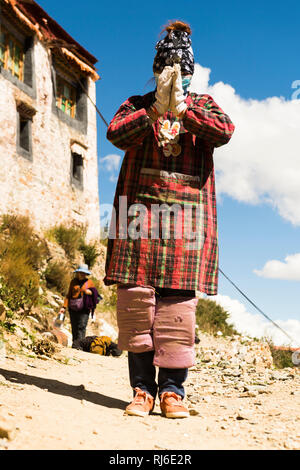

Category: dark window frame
[0, 17, 36, 98]
[17, 110, 33, 160]
[71, 152, 84, 190]
[51, 55, 88, 134]
[0, 24, 24, 81]
[56, 74, 77, 118]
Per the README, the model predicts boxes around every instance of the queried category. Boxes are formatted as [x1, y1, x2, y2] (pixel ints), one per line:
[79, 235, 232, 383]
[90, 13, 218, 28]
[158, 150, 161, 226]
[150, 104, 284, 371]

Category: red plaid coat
[103, 92, 235, 294]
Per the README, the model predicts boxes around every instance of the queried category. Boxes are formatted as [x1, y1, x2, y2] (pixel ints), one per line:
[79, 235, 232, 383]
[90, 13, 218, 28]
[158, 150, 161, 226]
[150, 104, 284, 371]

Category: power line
[219, 268, 299, 347]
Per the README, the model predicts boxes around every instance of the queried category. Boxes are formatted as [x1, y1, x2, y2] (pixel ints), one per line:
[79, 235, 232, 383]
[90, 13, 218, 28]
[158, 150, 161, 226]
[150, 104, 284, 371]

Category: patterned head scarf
[153, 29, 194, 76]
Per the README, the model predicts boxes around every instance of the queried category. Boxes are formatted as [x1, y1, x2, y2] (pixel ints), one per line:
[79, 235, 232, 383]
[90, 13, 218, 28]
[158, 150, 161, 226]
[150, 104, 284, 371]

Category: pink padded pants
[116, 284, 198, 369]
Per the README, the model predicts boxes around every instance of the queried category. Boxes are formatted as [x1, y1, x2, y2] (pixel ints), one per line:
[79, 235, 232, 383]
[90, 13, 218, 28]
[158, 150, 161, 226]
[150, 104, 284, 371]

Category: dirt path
[0, 342, 300, 450]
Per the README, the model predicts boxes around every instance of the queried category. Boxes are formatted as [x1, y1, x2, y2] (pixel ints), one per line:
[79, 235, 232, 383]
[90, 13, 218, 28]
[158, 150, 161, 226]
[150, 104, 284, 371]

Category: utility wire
[54, 44, 299, 348]
[219, 268, 299, 347]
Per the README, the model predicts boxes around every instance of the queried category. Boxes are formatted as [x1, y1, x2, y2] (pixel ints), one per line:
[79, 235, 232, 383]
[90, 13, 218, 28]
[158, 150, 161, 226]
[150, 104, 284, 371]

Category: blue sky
[38, 0, 300, 343]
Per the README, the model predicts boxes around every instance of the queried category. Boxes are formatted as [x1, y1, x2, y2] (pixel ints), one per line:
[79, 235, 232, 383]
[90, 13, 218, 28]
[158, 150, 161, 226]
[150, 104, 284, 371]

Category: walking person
[59, 264, 100, 347]
[104, 20, 235, 417]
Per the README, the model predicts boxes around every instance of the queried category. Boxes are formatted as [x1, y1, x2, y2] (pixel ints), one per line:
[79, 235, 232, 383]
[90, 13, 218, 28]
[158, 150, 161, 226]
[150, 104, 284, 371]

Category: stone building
[0, 0, 100, 240]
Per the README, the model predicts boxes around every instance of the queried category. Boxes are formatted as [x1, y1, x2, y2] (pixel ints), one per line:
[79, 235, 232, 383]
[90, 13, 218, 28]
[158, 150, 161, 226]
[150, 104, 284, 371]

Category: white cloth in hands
[170, 63, 188, 116]
[153, 66, 175, 115]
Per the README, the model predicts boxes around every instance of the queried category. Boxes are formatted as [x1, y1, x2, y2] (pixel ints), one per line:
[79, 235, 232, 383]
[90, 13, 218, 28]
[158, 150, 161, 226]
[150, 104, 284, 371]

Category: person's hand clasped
[170, 63, 188, 117]
[153, 66, 175, 116]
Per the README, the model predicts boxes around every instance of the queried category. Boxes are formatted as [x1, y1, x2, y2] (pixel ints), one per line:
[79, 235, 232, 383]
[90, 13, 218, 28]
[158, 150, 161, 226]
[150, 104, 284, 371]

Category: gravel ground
[0, 333, 299, 450]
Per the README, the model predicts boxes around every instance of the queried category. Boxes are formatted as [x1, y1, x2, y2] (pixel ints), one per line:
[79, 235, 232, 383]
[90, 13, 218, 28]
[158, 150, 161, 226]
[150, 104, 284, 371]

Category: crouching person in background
[72, 335, 122, 357]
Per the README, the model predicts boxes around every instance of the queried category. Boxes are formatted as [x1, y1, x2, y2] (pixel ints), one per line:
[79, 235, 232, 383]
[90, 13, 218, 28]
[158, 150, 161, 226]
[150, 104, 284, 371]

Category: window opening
[18, 113, 31, 153]
[72, 152, 83, 185]
[0, 25, 24, 81]
[56, 75, 76, 118]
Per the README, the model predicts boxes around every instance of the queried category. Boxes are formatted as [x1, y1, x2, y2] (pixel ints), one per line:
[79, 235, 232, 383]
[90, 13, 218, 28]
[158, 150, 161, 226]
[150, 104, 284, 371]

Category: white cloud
[100, 154, 121, 173]
[100, 153, 121, 185]
[109, 174, 118, 183]
[254, 253, 300, 280]
[190, 64, 300, 225]
[210, 294, 300, 349]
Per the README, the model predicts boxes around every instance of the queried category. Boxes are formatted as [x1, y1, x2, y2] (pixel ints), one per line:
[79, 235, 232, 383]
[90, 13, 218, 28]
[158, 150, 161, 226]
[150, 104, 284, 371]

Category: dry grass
[0, 215, 49, 310]
[268, 343, 295, 369]
[79, 241, 100, 268]
[44, 261, 71, 296]
[196, 297, 238, 337]
[47, 224, 86, 260]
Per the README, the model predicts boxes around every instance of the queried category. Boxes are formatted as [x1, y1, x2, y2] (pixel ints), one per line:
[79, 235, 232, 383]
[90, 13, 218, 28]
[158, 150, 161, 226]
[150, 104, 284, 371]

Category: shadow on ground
[0, 367, 127, 410]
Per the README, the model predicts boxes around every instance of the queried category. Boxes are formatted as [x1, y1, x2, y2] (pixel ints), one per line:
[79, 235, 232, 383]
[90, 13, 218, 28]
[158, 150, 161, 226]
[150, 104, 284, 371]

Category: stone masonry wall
[0, 36, 100, 241]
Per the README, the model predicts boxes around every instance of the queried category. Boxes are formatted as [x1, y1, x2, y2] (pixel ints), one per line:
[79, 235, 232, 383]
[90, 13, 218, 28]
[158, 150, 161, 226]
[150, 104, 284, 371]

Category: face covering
[154, 74, 192, 95]
[153, 29, 194, 76]
[182, 76, 191, 94]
